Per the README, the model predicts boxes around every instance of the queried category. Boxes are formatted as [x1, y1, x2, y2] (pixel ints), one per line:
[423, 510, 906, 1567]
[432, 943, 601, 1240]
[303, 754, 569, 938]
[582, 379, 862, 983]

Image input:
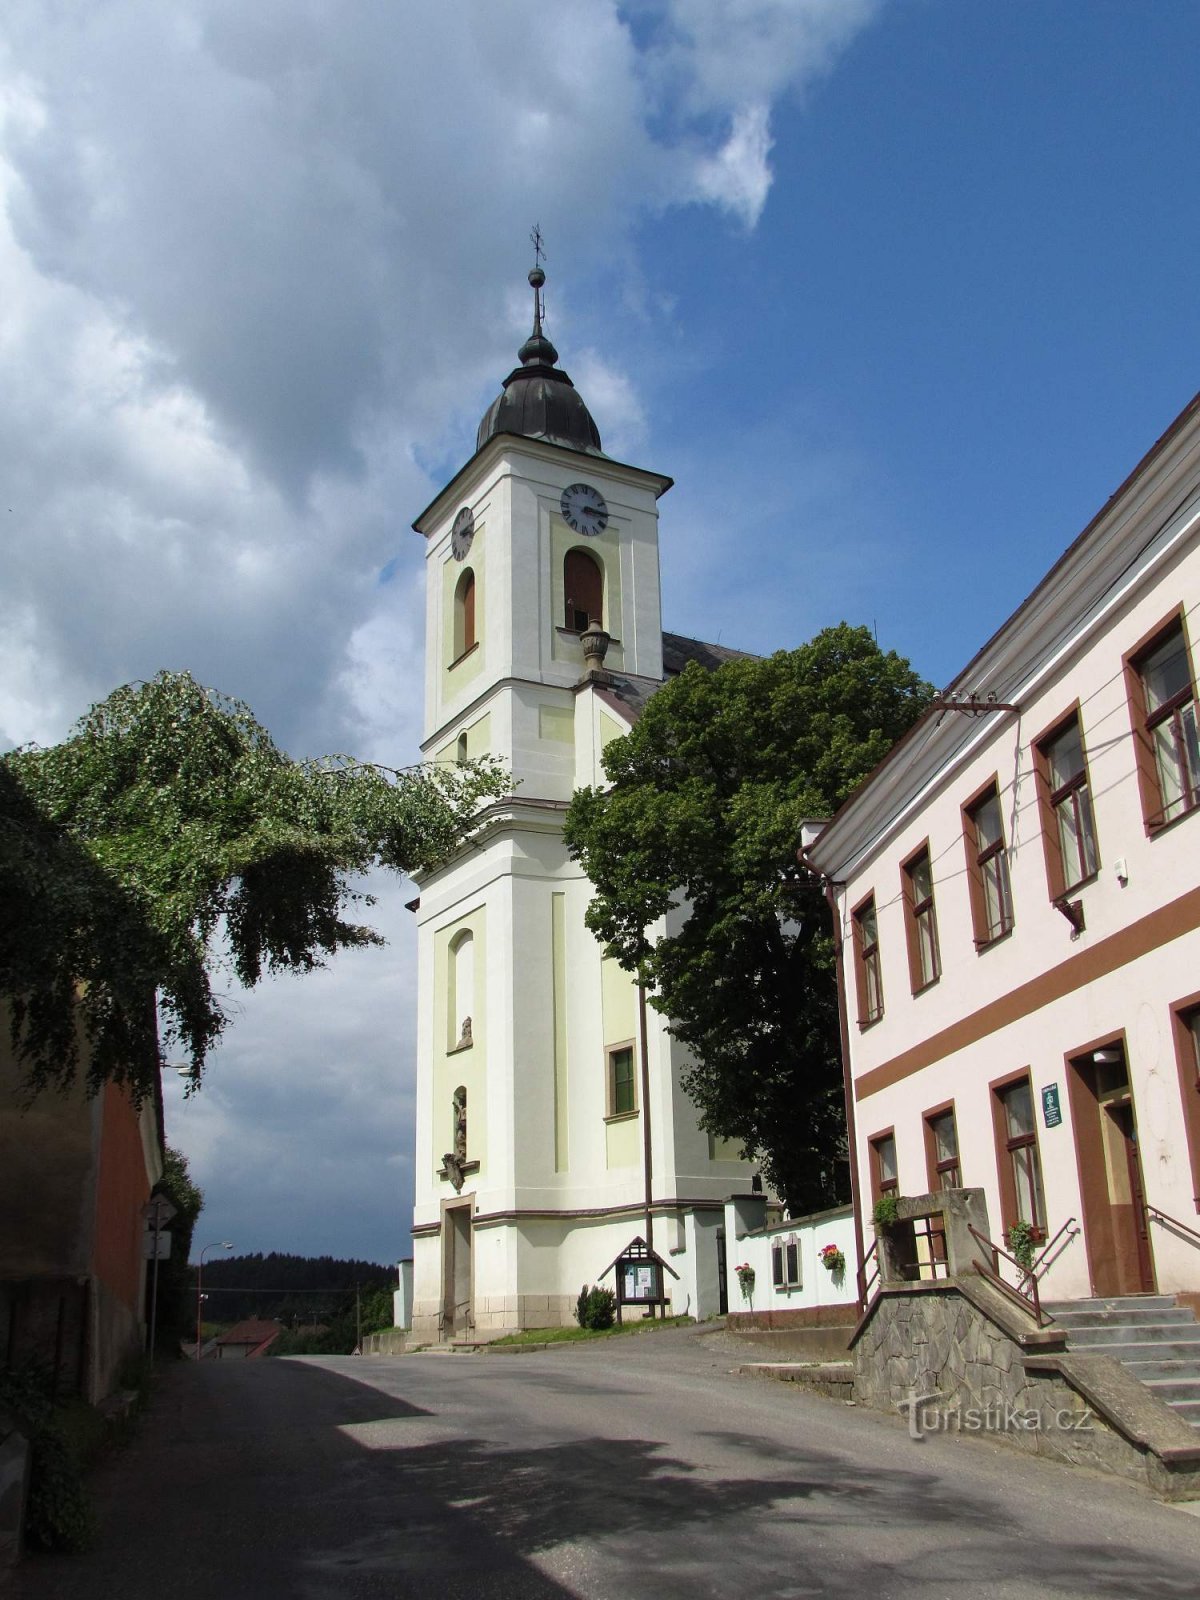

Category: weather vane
[529, 224, 547, 327]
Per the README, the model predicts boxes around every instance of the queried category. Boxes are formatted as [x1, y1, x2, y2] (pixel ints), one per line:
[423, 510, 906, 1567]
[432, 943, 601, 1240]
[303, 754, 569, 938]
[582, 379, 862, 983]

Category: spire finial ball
[528, 266, 546, 289]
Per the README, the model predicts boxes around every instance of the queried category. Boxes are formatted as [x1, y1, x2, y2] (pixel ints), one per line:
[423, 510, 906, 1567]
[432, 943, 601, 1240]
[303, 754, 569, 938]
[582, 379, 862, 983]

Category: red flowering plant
[819, 1243, 846, 1274]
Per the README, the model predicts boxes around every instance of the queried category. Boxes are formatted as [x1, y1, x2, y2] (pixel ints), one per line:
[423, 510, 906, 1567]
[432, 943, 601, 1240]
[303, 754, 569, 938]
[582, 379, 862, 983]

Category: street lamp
[196, 1240, 233, 1360]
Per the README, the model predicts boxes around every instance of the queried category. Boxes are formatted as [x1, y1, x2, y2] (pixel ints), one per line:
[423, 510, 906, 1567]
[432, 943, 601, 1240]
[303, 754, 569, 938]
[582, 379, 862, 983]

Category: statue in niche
[455, 1015, 473, 1050]
[452, 1085, 468, 1161]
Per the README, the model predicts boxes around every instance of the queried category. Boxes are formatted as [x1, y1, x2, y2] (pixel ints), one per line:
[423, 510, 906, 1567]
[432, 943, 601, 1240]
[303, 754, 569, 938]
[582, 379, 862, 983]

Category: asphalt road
[12, 1324, 1200, 1599]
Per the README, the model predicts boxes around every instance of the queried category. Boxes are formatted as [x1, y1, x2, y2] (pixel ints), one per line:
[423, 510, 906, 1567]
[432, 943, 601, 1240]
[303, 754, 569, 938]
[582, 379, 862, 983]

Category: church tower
[408, 266, 753, 1339]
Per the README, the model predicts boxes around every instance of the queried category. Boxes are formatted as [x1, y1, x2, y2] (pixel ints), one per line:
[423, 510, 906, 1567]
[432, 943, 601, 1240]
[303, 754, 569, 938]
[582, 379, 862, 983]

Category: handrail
[856, 1237, 880, 1308]
[1146, 1203, 1200, 1250]
[967, 1222, 1046, 1326]
[1029, 1215, 1078, 1278]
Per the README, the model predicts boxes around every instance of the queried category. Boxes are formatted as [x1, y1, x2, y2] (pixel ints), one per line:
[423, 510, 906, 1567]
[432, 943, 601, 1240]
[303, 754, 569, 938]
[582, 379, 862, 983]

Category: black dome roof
[476, 269, 604, 456]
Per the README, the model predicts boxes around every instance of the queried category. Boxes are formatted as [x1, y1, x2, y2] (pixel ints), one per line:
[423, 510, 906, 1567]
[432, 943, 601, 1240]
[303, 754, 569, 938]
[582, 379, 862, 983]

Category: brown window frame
[989, 1071, 1047, 1239]
[923, 1102, 961, 1191]
[1171, 992, 1200, 1214]
[1032, 705, 1099, 898]
[605, 1039, 638, 1120]
[868, 1128, 898, 1201]
[962, 778, 1014, 949]
[851, 892, 884, 1028]
[563, 546, 604, 634]
[1124, 608, 1200, 834]
[901, 843, 941, 993]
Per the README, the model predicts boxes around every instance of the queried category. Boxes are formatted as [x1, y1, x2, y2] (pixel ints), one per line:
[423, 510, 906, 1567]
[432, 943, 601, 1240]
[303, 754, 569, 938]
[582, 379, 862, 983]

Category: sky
[4, 1, 1199, 1267]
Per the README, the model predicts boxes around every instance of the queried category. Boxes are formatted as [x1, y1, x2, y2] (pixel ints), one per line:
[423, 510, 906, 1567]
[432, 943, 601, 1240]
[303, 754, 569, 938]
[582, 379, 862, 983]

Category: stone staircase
[1045, 1295, 1200, 1428]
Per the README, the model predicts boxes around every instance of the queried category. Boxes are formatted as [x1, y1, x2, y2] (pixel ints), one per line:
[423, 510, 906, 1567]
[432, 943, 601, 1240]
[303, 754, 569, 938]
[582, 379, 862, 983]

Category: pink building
[808, 393, 1200, 1308]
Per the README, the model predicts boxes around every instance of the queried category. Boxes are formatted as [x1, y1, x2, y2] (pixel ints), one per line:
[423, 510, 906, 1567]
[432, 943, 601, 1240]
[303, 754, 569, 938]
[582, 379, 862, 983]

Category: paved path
[11, 1325, 1200, 1598]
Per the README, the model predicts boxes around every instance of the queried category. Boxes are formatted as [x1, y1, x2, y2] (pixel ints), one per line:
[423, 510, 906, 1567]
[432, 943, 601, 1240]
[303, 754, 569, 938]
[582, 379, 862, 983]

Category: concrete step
[1045, 1295, 1179, 1314]
[1060, 1325, 1200, 1352]
[1136, 1374, 1200, 1403]
[1052, 1296, 1200, 1431]
[1049, 1305, 1197, 1329]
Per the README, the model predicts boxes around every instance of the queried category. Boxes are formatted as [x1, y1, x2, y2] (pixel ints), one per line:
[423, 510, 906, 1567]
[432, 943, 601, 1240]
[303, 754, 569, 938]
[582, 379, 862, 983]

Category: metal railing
[1146, 1204, 1200, 1250]
[967, 1222, 1050, 1327]
[856, 1237, 879, 1307]
[436, 1298, 475, 1340]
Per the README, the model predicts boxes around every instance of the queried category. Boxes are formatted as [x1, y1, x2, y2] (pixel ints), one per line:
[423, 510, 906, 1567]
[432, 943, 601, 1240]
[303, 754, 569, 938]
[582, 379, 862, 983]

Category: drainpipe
[637, 984, 654, 1249]
[797, 846, 865, 1314]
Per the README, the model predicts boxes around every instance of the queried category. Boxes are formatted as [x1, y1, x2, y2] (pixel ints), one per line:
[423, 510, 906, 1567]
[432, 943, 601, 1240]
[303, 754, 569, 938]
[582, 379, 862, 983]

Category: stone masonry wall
[853, 1284, 1200, 1496]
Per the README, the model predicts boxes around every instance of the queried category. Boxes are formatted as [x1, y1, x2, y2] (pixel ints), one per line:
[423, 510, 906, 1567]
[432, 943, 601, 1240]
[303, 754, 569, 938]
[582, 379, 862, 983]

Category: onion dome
[476, 267, 604, 456]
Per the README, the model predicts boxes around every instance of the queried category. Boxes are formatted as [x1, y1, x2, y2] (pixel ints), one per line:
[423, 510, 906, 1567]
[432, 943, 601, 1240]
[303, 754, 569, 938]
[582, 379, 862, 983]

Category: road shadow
[10, 1357, 1200, 1599]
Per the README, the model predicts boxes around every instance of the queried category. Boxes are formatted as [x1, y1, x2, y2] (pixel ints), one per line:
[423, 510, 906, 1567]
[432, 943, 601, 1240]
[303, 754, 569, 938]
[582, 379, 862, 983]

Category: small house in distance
[213, 1318, 283, 1360]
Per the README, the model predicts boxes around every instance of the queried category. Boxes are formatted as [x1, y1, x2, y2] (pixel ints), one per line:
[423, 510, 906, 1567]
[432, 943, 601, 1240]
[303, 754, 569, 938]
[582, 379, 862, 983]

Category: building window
[924, 1107, 961, 1189]
[448, 928, 474, 1051]
[994, 1077, 1046, 1235]
[964, 783, 1013, 947]
[607, 1042, 637, 1118]
[1035, 712, 1099, 895]
[852, 895, 884, 1026]
[453, 568, 476, 659]
[771, 1236, 801, 1289]
[869, 1130, 898, 1199]
[902, 846, 940, 991]
[1127, 618, 1200, 828]
[564, 547, 603, 633]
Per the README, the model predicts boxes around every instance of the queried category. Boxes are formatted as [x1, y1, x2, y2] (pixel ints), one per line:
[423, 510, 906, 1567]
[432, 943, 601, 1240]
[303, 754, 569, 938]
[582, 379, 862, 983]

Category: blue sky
[2, 2, 1198, 1266]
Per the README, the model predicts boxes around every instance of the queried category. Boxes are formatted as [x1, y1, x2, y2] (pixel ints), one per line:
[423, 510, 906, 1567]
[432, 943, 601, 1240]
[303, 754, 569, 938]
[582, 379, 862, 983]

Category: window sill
[1055, 869, 1099, 899]
[604, 1109, 639, 1124]
[772, 1281, 804, 1295]
[447, 1039, 473, 1056]
[1146, 801, 1199, 840]
[448, 642, 480, 671]
[857, 1013, 884, 1032]
[557, 626, 622, 646]
[911, 975, 941, 998]
[974, 926, 1014, 954]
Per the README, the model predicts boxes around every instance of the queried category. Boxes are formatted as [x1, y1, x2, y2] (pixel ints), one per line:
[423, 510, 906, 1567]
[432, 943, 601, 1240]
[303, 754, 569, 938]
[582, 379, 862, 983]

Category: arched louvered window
[564, 548, 603, 633]
[454, 569, 476, 659]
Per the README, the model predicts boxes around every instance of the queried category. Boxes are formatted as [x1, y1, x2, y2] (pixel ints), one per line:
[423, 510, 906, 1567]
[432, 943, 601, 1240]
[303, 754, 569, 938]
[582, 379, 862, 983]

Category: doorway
[716, 1229, 728, 1315]
[442, 1201, 473, 1337]
[1067, 1042, 1155, 1297]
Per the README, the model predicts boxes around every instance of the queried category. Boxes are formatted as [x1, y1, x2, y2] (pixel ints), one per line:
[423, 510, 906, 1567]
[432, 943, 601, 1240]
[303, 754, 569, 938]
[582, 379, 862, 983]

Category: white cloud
[0, 0, 883, 1259]
[692, 103, 775, 230]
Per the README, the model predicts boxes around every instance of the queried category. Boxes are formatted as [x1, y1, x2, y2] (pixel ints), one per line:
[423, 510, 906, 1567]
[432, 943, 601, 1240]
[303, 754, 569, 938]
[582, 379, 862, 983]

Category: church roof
[476, 266, 605, 457]
[661, 632, 757, 676]
[593, 633, 759, 728]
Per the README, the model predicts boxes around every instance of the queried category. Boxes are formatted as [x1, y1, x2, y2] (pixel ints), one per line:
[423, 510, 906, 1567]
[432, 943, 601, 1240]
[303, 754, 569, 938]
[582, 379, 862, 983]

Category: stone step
[1061, 1325, 1200, 1352]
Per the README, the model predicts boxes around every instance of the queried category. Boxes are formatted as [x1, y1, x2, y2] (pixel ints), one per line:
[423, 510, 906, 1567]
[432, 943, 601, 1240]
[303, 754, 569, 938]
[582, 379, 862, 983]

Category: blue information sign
[1041, 1083, 1062, 1128]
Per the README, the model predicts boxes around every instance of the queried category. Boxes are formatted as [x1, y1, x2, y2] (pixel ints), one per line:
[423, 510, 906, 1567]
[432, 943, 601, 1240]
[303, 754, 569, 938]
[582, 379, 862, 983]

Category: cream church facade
[408, 271, 755, 1340]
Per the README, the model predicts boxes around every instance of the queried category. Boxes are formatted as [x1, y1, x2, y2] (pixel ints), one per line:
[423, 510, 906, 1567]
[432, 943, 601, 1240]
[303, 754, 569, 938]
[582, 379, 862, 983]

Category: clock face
[450, 505, 475, 561]
[560, 482, 608, 537]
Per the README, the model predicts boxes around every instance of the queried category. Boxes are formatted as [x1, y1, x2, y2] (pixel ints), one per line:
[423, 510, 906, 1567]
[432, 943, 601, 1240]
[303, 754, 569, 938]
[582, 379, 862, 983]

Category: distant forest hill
[196, 1252, 396, 1326]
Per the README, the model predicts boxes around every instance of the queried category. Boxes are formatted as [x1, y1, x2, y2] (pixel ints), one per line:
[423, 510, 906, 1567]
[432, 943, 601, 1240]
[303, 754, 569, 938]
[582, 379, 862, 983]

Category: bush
[574, 1285, 617, 1330]
[0, 1367, 97, 1552]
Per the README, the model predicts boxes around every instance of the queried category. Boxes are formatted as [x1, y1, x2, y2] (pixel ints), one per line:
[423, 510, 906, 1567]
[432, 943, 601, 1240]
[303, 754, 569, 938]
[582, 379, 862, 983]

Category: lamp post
[196, 1240, 233, 1360]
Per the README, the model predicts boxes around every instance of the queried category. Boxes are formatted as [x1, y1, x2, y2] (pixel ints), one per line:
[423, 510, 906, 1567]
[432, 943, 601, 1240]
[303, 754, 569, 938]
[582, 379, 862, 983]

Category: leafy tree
[564, 624, 932, 1213]
[1, 671, 508, 1100]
